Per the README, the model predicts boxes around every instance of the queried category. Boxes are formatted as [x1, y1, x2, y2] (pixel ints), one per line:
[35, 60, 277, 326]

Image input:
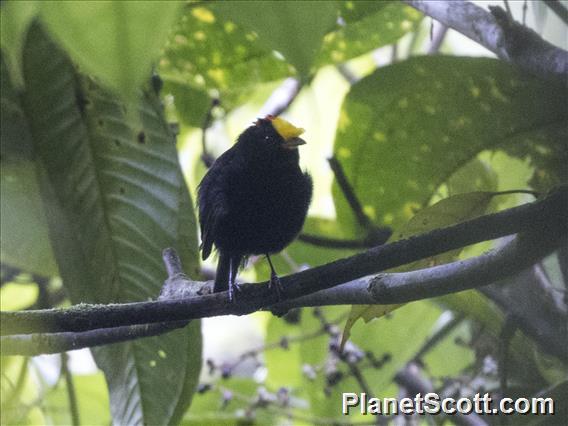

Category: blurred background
[1, 1, 567, 424]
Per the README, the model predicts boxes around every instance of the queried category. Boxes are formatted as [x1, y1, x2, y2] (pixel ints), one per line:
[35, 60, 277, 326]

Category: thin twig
[327, 156, 374, 231]
[412, 313, 465, 363]
[201, 98, 219, 168]
[336, 64, 359, 84]
[390, 43, 398, 63]
[61, 352, 80, 426]
[503, 0, 513, 19]
[1, 321, 189, 356]
[544, 0, 568, 25]
[498, 315, 518, 399]
[428, 23, 448, 54]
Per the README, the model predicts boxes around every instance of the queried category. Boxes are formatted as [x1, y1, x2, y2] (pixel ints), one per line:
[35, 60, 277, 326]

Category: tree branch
[403, 0, 568, 79]
[0, 321, 189, 356]
[272, 229, 565, 313]
[1, 187, 566, 357]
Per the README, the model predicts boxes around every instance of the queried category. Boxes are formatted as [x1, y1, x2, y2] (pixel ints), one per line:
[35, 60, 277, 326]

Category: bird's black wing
[197, 148, 236, 260]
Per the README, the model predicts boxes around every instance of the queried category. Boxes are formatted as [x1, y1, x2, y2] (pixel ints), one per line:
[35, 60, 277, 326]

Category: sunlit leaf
[446, 158, 498, 196]
[318, 2, 421, 65]
[0, 283, 38, 311]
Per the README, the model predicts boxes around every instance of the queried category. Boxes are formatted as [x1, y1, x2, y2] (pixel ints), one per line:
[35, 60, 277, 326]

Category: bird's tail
[214, 253, 241, 293]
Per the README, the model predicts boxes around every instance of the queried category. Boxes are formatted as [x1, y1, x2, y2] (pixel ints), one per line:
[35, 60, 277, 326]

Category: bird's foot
[228, 281, 242, 302]
[269, 272, 284, 301]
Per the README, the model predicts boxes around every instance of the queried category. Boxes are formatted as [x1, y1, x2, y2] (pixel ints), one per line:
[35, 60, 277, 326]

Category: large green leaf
[0, 53, 58, 277]
[212, 1, 339, 77]
[38, 0, 182, 100]
[332, 56, 568, 233]
[0, 0, 39, 88]
[21, 23, 201, 425]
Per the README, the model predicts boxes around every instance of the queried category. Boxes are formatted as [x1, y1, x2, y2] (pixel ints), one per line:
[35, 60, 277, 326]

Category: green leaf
[211, 1, 339, 77]
[338, 0, 390, 23]
[299, 304, 442, 420]
[332, 56, 568, 233]
[394, 191, 494, 243]
[421, 319, 474, 377]
[502, 123, 568, 193]
[341, 191, 495, 346]
[0, 163, 59, 277]
[264, 315, 304, 389]
[44, 372, 111, 426]
[0, 283, 38, 311]
[0, 0, 39, 87]
[438, 291, 546, 385]
[317, 2, 422, 65]
[0, 52, 58, 277]
[446, 158, 498, 196]
[21, 23, 201, 425]
[160, 5, 291, 113]
[163, 80, 212, 128]
[1, 357, 46, 425]
[38, 0, 182, 100]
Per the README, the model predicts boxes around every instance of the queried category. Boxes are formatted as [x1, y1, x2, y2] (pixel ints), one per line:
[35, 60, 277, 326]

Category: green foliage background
[1, 1, 566, 425]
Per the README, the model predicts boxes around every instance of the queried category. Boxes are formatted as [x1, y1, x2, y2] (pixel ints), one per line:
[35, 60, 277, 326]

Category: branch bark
[1, 186, 566, 356]
[403, 0, 568, 79]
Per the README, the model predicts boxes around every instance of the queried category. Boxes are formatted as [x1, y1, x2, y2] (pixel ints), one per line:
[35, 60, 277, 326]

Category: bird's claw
[269, 273, 284, 301]
[228, 281, 242, 302]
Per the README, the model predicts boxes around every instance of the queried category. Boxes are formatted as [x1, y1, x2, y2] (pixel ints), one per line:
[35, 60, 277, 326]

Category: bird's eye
[265, 136, 269, 140]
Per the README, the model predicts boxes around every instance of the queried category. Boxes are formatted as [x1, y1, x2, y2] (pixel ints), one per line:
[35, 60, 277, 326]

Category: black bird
[198, 115, 313, 300]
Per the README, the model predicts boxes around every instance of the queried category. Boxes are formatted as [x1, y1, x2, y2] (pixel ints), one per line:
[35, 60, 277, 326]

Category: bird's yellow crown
[267, 115, 305, 140]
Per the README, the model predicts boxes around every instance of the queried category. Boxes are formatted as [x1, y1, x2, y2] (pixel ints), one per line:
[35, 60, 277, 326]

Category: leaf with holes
[21, 23, 201, 425]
